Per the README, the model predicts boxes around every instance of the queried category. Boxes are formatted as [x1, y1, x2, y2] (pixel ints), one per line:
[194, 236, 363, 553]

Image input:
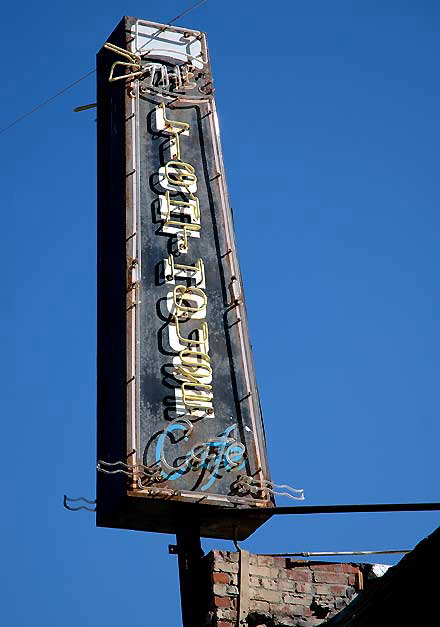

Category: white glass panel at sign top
[134, 21, 205, 69]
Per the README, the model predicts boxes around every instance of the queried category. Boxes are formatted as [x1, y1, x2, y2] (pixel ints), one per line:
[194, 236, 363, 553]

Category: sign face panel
[97, 17, 273, 538]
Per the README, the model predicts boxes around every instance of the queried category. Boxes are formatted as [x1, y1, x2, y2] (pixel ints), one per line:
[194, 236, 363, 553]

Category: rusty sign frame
[96, 16, 274, 539]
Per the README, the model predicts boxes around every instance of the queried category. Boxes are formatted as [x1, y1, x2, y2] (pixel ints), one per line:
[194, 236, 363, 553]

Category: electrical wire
[260, 550, 410, 558]
[137, 0, 209, 53]
[166, 0, 209, 26]
[0, 0, 210, 136]
[0, 69, 95, 136]
[63, 494, 96, 512]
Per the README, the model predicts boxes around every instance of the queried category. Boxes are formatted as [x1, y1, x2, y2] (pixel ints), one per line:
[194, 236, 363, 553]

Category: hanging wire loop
[63, 495, 96, 512]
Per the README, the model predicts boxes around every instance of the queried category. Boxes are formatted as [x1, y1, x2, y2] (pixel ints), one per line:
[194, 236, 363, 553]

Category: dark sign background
[138, 96, 265, 495]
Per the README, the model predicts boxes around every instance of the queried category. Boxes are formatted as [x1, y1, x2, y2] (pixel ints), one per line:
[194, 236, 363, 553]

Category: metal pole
[223, 502, 440, 523]
[267, 502, 440, 515]
[176, 523, 204, 627]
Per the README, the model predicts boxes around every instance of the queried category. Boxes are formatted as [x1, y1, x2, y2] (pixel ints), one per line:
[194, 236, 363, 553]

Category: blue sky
[2, 1, 440, 625]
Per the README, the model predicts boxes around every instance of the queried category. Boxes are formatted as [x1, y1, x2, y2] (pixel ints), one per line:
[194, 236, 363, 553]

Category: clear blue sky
[2, 1, 439, 625]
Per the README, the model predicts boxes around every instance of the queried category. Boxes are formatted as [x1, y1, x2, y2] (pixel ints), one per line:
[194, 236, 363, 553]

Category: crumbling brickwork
[203, 550, 367, 627]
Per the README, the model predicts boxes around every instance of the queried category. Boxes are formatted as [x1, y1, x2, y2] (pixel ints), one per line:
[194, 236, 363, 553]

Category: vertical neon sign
[97, 17, 274, 538]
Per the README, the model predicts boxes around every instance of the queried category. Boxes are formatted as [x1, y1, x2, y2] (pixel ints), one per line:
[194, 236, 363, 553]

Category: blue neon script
[155, 422, 245, 490]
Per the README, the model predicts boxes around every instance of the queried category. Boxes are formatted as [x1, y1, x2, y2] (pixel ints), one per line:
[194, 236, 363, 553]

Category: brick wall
[203, 550, 371, 627]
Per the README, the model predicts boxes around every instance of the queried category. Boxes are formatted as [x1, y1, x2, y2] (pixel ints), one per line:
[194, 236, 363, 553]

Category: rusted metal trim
[237, 549, 250, 626]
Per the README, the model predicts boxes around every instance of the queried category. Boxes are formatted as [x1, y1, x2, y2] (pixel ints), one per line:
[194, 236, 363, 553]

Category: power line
[261, 550, 410, 557]
[137, 0, 209, 54]
[167, 0, 209, 27]
[0, 69, 95, 136]
[0, 0, 209, 136]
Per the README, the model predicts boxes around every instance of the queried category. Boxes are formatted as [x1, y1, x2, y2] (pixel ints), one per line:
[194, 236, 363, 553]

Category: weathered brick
[329, 585, 347, 597]
[335, 598, 349, 611]
[286, 569, 312, 583]
[262, 578, 280, 590]
[342, 563, 359, 574]
[208, 552, 366, 626]
[278, 579, 297, 592]
[316, 595, 334, 606]
[271, 603, 297, 616]
[212, 572, 230, 584]
[283, 593, 313, 606]
[252, 588, 282, 603]
[295, 582, 314, 595]
[249, 565, 272, 578]
[249, 600, 270, 613]
[218, 562, 239, 574]
[213, 554, 238, 569]
[213, 584, 227, 596]
[274, 557, 288, 569]
[313, 572, 347, 585]
[272, 616, 298, 627]
[290, 604, 306, 617]
[315, 584, 331, 596]
[309, 562, 344, 573]
[216, 608, 237, 621]
[258, 555, 275, 567]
